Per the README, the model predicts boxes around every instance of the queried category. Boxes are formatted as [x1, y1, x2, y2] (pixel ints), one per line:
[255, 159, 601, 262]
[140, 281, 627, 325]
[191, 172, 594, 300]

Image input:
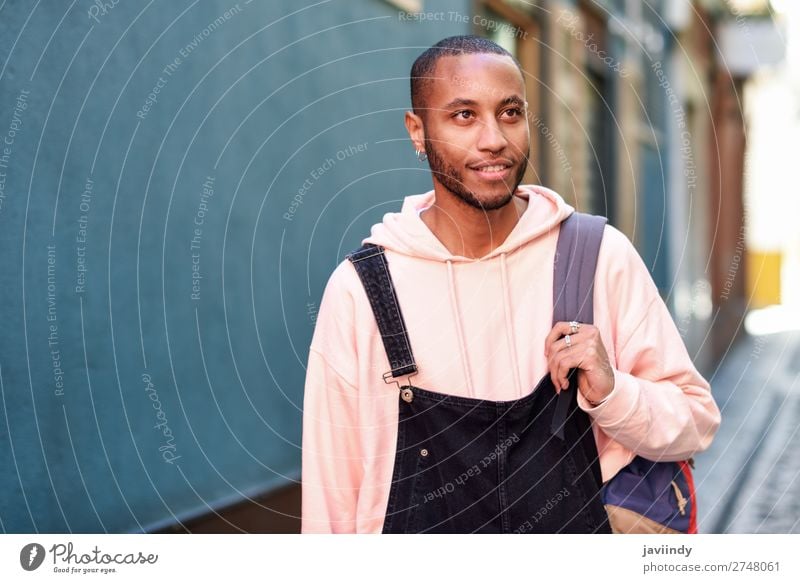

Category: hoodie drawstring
[446, 259, 475, 397]
[500, 253, 524, 398]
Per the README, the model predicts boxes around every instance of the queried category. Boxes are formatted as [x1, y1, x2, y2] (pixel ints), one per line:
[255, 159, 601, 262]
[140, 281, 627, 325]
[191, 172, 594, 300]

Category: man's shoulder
[598, 222, 635, 254]
[595, 222, 658, 292]
[561, 215, 638, 264]
[319, 247, 375, 307]
[323, 256, 360, 297]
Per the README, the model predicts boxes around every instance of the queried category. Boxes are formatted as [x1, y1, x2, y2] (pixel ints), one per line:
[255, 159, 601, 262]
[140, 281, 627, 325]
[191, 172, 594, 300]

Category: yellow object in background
[747, 251, 782, 308]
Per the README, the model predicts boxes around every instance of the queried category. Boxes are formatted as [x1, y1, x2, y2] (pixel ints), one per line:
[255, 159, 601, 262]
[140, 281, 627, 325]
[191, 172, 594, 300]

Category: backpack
[554, 211, 698, 534]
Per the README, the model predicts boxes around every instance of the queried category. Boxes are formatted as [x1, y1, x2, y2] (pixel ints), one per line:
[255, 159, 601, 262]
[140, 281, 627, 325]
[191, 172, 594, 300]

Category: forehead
[428, 53, 524, 105]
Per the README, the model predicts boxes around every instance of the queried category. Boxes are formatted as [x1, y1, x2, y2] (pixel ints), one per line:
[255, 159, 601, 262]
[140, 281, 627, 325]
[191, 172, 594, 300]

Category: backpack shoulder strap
[552, 211, 608, 325]
[550, 211, 608, 439]
[345, 243, 418, 379]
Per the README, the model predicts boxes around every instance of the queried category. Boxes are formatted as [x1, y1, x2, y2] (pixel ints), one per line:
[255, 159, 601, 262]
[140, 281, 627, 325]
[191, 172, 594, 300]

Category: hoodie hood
[361, 184, 575, 262]
[360, 184, 575, 399]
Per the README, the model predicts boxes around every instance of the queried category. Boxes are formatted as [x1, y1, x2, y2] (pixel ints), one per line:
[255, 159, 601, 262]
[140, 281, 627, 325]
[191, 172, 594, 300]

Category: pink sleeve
[301, 264, 363, 533]
[577, 226, 721, 461]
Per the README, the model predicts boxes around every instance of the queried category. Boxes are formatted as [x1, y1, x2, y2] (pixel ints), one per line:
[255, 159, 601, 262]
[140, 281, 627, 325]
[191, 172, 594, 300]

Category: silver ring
[569, 321, 580, 334]
[564, 334, 572, 347]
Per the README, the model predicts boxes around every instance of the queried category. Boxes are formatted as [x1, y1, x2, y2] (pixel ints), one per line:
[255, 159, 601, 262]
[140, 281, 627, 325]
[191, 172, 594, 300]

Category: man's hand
[544, 321, 615, 405]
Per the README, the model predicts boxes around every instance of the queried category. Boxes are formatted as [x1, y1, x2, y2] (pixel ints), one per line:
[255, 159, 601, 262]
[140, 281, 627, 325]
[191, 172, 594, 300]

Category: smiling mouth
[470, 163, 513, 180]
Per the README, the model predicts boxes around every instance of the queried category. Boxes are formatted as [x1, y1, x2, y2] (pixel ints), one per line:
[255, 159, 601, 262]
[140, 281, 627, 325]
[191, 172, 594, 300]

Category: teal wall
[0, 0, 470, 532]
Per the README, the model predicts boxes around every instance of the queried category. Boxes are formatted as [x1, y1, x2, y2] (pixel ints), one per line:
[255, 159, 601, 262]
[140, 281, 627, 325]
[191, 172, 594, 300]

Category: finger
[546, 326, 575, 359]
[550, 322, 592, 353]
[548, 351, 563, 393]
[544, 322, 573, 356]
[557, 356, 572, 390]
[549, 352, 560, 392]
[549, 330, 581, 359]
[550, 342, 578, 391]
[556, 345, 589, 389]
[548, 341, 569, 382]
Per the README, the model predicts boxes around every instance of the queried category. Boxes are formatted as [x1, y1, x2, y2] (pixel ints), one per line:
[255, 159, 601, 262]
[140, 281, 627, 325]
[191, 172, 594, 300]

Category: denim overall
[347, 212, 611, 533]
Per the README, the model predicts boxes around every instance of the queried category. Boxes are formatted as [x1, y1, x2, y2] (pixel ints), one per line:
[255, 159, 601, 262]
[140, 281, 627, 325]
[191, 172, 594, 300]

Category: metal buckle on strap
[383, 369, 417, 403]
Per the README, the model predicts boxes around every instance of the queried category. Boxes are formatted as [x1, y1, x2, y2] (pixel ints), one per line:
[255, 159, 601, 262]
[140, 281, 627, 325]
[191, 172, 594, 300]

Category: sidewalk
[693, 328, 800, 533]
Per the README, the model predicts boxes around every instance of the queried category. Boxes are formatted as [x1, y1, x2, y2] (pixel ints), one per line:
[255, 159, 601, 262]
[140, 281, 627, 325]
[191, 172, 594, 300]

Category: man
[301, 35, 720, 533]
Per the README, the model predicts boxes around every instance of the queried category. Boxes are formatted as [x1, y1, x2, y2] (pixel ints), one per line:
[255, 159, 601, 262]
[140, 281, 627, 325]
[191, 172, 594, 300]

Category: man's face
[420, 53, 530, 211]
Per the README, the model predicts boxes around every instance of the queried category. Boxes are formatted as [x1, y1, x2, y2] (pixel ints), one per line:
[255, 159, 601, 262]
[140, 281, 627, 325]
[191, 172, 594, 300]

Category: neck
[420, 184, 527, 259]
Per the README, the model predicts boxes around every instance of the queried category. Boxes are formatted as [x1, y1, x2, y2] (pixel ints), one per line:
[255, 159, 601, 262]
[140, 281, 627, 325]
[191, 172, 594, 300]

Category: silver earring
[416, 149, 427, 162]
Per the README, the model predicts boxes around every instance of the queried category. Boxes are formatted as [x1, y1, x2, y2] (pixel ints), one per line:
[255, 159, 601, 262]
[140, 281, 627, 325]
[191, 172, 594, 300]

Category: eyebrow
[442, 97, 479, 110]
[499, 95, 526, 108]
[441, 95, 525, 111]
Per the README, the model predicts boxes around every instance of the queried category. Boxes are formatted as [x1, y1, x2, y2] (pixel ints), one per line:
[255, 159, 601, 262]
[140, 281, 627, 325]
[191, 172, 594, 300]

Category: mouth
[469, 161, 514, 181]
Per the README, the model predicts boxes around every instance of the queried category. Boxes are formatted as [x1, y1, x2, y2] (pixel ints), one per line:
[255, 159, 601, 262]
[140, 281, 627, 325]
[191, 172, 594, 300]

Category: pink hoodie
[301, 184, 721, 534]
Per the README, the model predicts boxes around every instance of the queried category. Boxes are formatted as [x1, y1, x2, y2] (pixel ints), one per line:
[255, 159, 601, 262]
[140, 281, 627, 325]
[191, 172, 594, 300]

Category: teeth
[477, 165, 507, 172]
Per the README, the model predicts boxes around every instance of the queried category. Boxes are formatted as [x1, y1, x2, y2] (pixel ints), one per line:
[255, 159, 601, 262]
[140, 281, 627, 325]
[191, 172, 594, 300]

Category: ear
[404, 110, 426, 153]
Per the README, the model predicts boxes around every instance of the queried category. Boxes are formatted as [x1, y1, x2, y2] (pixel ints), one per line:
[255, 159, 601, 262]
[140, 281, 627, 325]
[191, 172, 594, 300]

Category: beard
[424, 136, 529, 211]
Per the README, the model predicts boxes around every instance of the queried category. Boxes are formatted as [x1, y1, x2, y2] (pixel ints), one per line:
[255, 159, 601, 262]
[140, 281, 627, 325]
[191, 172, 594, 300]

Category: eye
[452, 110, 474, 121]
[503, 107, 523, 119]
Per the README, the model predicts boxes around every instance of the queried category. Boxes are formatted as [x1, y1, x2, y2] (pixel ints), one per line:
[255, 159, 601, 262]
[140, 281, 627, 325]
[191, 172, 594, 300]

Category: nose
[476, 117, 508, 153]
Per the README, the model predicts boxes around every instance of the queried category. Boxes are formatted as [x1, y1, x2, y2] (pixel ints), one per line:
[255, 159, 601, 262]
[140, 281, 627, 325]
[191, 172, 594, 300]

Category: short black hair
[410, 35, 523, 117]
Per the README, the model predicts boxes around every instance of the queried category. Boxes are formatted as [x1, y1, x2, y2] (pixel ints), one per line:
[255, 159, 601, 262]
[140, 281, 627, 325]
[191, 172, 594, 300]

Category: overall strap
[346, 243, 417, 379]
[550, 211, 608, 439]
